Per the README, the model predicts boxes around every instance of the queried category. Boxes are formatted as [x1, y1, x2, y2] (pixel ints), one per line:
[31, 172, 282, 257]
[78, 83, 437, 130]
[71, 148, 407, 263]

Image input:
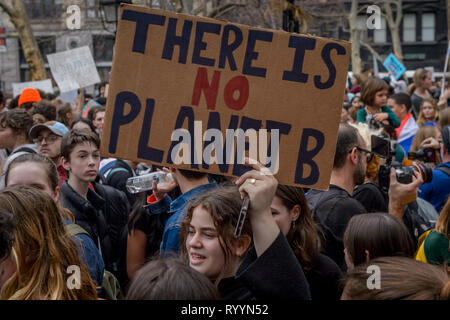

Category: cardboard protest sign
[47, 46, 100, 93]
[12, 79, 53, 97]
[383, 53, 406, 80]
[100, 4, 351, 190]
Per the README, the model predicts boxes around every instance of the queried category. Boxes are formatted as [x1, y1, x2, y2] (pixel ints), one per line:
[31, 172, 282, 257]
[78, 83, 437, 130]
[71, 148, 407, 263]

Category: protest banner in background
[47, 46, 100, 93]
[12, 79, 54, 97]
[383, 53, 406, 80]
[100, 4, 351, 190]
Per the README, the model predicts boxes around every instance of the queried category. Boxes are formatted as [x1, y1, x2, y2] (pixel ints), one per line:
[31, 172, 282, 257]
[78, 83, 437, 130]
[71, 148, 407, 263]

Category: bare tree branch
[208, 3, 245, 18]
[360, 41, 383, 63]
[0, 0, 15, 18]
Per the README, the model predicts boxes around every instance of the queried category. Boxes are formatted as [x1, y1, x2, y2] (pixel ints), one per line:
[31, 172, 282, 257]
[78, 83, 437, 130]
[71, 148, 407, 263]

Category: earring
[291, 220, 296, 230]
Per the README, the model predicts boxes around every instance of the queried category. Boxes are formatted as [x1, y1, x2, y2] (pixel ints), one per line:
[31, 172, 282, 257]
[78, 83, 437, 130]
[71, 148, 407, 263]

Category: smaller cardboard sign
[383, 53, 406, 80]
[47, 46, 100, 93]
[12, 79, 53, 97]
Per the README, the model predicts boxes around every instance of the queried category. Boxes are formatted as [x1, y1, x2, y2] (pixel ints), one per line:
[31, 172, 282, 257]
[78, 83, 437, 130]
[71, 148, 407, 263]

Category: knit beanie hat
[18, 88, 42, 107]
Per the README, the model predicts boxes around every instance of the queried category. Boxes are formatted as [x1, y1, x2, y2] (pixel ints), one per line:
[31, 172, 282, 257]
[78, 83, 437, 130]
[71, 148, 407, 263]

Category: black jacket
[59, 181, 130, 274]
[218, 231, 311, 300]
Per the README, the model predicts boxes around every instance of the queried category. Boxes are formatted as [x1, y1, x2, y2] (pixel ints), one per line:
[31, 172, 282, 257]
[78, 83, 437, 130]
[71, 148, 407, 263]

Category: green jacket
[357, 106, 401, 128]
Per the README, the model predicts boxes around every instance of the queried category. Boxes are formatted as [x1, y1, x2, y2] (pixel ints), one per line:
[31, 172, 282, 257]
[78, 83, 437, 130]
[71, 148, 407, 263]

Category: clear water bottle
[126, 171, 173, 194]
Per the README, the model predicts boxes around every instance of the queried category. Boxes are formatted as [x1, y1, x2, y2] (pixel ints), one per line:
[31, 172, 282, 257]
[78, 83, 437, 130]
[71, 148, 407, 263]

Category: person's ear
[53, 186, 60, 202]
[365, 249, 370, 263]
[349, 147, 359, 165]
[233, 235, 251, 258]
[290, 204, 301, 222]
[61, 156, 70, 171]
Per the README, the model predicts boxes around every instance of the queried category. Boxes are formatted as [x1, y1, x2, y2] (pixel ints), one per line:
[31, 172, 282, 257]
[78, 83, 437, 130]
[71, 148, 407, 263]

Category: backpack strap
[99, 160, 117, 176]
[10, 146, 36, 155]
[66, 223, 90, 237]
[436, 166, 450, 177]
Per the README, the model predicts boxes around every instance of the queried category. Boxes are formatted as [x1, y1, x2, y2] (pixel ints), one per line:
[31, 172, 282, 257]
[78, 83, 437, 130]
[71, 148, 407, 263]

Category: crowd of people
[0, 68, 449, 301]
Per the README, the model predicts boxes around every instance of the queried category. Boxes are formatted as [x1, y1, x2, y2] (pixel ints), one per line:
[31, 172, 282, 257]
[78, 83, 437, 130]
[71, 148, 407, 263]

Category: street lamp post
[99, 0, 131, 35]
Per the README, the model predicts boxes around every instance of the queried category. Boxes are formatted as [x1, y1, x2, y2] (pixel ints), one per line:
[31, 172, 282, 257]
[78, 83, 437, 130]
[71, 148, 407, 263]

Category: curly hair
[0, 109, 34, 142]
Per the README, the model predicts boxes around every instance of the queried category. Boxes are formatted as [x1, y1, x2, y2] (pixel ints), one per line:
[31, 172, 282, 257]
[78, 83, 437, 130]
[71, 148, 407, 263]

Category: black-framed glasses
[33, 134, 60, 144]
[356, 146, 374, 162]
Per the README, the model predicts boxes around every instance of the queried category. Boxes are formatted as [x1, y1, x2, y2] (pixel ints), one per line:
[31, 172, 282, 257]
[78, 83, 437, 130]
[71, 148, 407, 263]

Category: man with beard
[306, 123, 368, 270]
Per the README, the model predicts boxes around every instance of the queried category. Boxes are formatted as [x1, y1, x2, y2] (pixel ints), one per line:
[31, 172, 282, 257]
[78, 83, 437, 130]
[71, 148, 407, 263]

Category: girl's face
[422, 72, 432, 89]
[0, 126, 16, 150]
[186, 206, 226, 280]
[62, 141, 100, 183]
[270, 196, 299, 236]
[6, 162, 58, 201]
[352, 97, 360, 107]
[373, 89, 388, 108]
[422, 102, 435, 120]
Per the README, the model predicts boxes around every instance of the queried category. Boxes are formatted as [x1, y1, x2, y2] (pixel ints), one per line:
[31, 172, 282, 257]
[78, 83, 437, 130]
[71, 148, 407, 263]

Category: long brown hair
[180, 186, 252, 287]
[275, 185, 321, 273]
[417, 98, 439, 127]
[436, 196, 450, 238]
[343, 256, 450, 300]
[343, 213, 414, 267]
[0, 186, 97, 300]
[407, 68, 431, 96]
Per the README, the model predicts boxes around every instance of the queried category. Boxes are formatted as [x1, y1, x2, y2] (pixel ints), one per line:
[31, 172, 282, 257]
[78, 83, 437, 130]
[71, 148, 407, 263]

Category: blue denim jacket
[146, 182, 217, 257]
[65, 220, 105, 285]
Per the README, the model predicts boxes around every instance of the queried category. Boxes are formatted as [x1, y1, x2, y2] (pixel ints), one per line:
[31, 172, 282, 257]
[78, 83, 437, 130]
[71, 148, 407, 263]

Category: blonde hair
[408, 68, 431, 96]
[0, 186, 97, 300]
[410, 125, 439, 153]
[417, 98, 439, 127]
[436, 197, 450, 237]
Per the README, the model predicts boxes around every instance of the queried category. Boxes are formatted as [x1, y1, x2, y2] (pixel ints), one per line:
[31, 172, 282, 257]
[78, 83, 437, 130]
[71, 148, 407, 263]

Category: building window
[374, 16, 386, 43]
[421, 13, 435, 42]
[25, 0, 62, 20]
[403, 14, 416, 42]
[19, 36, 56, 64]
[356, 16, 367, 42]
[86, 0, 98, 19]
[93, 35, 115, 61]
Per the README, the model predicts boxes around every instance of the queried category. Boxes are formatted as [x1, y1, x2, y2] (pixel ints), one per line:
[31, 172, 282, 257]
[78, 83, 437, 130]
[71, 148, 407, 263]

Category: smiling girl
[180, 160, 311, 300]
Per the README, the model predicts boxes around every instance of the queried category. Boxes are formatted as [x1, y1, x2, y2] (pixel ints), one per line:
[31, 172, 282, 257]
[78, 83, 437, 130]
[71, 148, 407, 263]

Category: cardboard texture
[100, 4, 351, 190]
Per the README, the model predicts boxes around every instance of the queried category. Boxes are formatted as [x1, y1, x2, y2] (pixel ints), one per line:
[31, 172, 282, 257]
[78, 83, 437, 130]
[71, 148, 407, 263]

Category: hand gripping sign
[100, 4, 351, 190]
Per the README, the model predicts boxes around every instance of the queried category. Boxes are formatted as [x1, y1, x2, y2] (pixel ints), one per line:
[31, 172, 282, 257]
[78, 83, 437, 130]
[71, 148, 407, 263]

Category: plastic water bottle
[126, 172, 173, 194]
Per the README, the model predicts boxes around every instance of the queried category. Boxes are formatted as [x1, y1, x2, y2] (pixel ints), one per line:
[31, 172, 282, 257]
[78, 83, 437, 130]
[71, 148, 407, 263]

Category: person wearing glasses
[306, 123, 369, 270]
[307, 123, 425, 270]
[29, 121, 69, 187]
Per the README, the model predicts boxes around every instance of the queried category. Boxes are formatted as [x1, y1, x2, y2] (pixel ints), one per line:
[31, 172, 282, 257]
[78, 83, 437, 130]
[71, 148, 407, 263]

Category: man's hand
[152, 168, 177, 201]
[388, 167, 423, 220]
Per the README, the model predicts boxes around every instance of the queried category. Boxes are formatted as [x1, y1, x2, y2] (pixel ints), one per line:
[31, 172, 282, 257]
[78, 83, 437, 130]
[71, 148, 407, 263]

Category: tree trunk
[0, 0, 46, 81]
[384, 0, 403, 62]
[349, 0, 362, 74]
